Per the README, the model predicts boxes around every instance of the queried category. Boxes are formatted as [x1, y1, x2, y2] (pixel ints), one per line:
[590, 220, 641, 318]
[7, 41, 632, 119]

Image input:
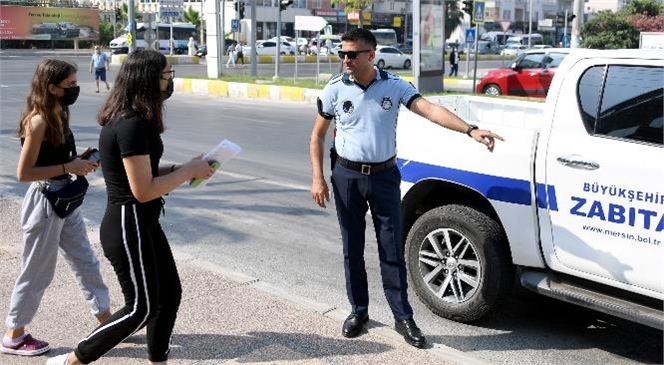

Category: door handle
[556, 156, 600, 170]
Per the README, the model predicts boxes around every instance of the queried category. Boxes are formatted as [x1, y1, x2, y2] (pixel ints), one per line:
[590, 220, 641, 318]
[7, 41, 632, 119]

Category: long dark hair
[98, 49, 167, 133]
[18, 59, 76, 145]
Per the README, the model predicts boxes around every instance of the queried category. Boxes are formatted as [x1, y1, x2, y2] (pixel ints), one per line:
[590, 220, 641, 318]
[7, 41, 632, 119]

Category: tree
[623, 0, 663, 17]
[99, 20, 115, 46]
[624, 0, 664, 32]
[445, 2, 464, 41]
[330, 0, 372, 28]
[184, 7, 203, 43]
[581, 0, 662, 49]
[581, 10, 640, 49]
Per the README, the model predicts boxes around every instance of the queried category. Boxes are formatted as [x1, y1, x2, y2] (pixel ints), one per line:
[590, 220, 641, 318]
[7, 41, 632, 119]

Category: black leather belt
[336, 155, 396, 175]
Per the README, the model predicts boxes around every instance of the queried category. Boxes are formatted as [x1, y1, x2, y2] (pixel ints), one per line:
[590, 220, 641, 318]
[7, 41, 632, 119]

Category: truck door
[544, 63, 663, 295]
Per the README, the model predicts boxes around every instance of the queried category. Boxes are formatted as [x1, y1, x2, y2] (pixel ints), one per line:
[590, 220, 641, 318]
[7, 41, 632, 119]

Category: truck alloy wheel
[405, 205, 514, 322]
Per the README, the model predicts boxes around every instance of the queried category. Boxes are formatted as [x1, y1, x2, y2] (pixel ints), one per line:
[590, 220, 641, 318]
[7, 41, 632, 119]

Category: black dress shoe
[342, 313, 369, 338]
[395, 319, 426, 348]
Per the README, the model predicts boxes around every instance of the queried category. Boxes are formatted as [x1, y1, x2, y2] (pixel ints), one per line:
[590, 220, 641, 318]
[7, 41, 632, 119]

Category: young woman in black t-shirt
[1, 59, 111, 358]
[47, 50, 213, 365]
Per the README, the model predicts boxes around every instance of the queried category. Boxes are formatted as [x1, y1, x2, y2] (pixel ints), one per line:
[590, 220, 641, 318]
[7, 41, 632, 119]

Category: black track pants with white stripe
[75, 200, 182, 363]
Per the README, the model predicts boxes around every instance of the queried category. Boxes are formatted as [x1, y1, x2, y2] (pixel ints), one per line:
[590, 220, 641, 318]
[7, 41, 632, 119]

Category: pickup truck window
[579, 65, 663, 145]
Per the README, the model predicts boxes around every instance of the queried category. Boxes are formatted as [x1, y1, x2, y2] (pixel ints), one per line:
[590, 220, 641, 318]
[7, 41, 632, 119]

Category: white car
[501, 44, 528, 56]
[529, 44, 553, 50]
[373, 45, 412, 70]
[243, 41, 295, 55]
[267, 36, 297, 48]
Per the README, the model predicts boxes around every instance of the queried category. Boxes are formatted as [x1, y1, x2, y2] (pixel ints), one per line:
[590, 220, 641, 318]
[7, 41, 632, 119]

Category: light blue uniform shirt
[91, 52, 108, 69]
[318, 68, 421, 163]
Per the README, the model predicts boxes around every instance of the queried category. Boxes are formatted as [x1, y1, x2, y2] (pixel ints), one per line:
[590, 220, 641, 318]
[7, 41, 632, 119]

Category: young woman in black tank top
[2, 59, 111, 358]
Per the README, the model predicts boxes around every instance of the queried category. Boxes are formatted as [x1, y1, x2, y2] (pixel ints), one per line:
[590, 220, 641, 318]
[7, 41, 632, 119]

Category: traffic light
[239, 2, 245, 19]
[556, 12, 576, 26]
[279, 0, 293, 11]
[462, 0, 474, 16]
[115, 8, 121, 22]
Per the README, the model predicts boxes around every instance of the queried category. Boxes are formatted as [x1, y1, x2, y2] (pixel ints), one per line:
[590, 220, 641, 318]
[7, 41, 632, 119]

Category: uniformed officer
[309, 28, 503, 348]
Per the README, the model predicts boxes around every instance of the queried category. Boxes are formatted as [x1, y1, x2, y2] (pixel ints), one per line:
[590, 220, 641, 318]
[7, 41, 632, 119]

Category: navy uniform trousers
[331, 163, 414, 321]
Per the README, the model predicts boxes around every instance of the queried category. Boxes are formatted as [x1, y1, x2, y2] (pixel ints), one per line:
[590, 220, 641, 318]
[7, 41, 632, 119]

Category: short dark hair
[341, 28, 377, 49]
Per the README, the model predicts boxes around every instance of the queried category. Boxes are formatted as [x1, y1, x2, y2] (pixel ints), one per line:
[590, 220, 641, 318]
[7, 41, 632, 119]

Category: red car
[476, 49, 573, 97]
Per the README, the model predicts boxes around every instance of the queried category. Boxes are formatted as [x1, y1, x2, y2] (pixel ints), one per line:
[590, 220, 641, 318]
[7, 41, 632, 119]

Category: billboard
[420, 0, 444, 73]
[0, 5, 100, 41]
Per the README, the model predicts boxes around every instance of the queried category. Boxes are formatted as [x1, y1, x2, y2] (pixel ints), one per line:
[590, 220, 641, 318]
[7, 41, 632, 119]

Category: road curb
[175, 78, 322, 103]
[175, 253, 488, 365]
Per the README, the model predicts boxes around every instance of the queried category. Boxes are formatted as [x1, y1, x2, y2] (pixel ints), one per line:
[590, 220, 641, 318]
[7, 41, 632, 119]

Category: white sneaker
[45, 353, 69, 365]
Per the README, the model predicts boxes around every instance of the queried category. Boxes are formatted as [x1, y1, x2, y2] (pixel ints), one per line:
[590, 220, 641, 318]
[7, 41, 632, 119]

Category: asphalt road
[0, 54, 662, 365]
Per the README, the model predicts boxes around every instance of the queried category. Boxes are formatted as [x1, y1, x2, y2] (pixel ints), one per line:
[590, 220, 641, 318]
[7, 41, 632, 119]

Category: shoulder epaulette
[328, 73, 344, 85]
[379, 69, 400, 81]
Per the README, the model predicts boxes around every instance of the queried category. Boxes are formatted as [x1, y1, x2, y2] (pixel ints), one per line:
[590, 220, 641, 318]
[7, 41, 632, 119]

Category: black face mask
[162, 78, 174, 101]
[60, 86, 80, 106]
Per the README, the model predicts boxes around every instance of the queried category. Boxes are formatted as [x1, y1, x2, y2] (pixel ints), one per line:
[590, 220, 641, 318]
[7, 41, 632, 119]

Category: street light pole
[528, 0, 533, 47]
[274, 7, 282, 80]
[128, 0, 136, 53]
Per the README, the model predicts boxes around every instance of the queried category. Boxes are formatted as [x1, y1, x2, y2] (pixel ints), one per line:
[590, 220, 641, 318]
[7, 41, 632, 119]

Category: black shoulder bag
[42, 175, 89, 218]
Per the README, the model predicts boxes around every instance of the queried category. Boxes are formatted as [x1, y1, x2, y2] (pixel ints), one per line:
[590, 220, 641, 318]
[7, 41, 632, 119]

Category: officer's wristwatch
[465, 124, 479, 137]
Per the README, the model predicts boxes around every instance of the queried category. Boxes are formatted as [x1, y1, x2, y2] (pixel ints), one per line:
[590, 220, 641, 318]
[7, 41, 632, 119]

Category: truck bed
[397, 95, 548, 267]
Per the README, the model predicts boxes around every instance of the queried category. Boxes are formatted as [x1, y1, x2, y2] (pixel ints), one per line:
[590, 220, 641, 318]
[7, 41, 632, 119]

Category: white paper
[190, 139, 242, 187]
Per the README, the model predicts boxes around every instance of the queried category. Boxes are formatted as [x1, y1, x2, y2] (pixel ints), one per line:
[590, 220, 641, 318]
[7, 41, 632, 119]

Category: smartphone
[81, 148, 101, 163]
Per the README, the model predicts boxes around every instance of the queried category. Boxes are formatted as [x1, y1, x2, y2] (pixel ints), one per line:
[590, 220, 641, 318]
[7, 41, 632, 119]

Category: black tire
[403, 59, 412, 69]
[377, 60, 385, 69]
[405, 205, 514, 323]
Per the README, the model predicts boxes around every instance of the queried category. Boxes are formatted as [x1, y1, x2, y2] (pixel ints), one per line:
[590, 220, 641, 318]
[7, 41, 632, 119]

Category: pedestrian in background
[1, 59, 111, 358]
[90, 45, 110, 93]
[449, 46, 460, 77]
[310, 28, 502, 348]
[235, 41, 245, 66]
[45, 49, 214, 365]
[226, 40, 237, 68]
[187, 35, 196, 56]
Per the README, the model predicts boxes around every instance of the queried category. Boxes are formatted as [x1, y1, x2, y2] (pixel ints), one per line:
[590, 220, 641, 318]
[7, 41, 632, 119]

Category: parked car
[322, 39, 342, 55]
[373, 45, 412, 70]
[476, 49, 573, 97]
[243, 41, 295, 55]
[267, 36, 297, 47]
[468, 41, 500, 55]
[193, 39, 234, 58]
[501, 44, 528, 56]
[396, 42, 413, 54]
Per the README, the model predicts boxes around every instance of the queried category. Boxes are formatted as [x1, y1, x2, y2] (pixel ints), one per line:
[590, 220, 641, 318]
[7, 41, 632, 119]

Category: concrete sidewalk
[0, 195, 477, 365]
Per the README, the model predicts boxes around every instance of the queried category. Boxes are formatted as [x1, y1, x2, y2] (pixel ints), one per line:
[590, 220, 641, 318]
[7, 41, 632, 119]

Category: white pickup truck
[397, 49, 663, 328]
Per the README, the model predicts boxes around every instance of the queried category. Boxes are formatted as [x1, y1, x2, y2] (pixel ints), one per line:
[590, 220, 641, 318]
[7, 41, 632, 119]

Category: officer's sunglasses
[338, 49, 372, 60]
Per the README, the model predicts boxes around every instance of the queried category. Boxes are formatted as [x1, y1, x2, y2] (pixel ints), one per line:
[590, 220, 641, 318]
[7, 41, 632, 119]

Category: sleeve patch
[406, 94, 422, 109]
[317, 98, 334, 120]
